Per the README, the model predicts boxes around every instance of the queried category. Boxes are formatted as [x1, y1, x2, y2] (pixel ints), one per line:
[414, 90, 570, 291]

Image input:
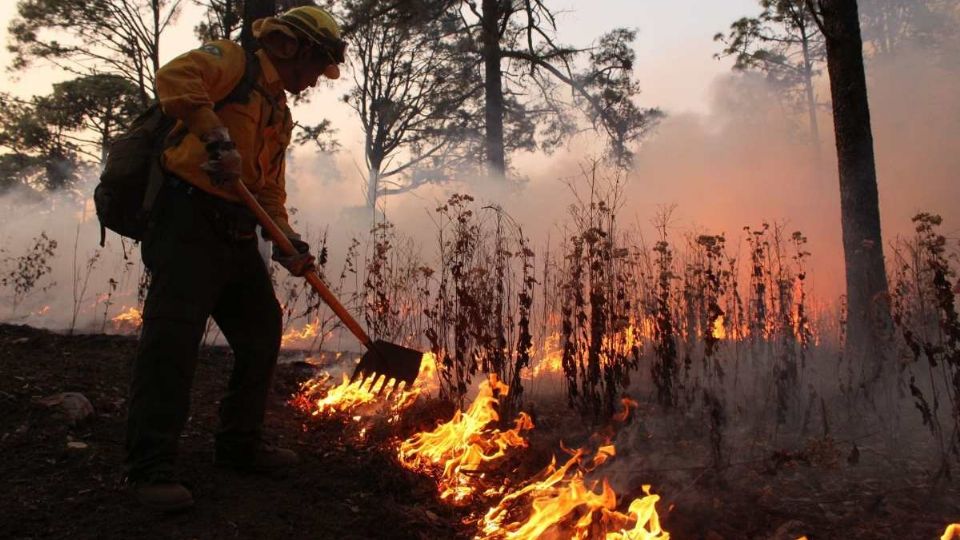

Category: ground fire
[476, 448, 667, 540]
[110, 306, 142, 332]
[292, 351, 440, 417]
[398, 375, 535, 504]
[293, 355, 670, 537]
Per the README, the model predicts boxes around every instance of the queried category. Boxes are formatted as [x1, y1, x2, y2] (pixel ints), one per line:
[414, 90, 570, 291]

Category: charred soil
[0, 323, 466, 540]
[1, 323, 959, 539]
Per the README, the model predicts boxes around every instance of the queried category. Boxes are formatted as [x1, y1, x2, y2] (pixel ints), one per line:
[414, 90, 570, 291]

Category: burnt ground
[1, 322, 959, 540]
[0, 323, 464, 540]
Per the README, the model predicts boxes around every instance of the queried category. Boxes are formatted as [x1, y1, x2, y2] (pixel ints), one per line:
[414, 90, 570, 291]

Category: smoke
[514, 43, 960, 303]
[0, 173, 145, 332]
[2, 33, 959, 335]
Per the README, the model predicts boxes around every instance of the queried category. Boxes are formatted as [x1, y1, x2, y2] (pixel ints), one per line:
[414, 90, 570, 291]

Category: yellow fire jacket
[156, 40, 297, 237]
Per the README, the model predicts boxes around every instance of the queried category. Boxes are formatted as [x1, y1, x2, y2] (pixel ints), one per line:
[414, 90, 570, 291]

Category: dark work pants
[125, 183, 282, 481]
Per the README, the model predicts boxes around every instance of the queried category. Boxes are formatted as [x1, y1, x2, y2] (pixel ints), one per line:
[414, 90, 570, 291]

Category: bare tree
[194, 0, 244, 41]
[44, 75, 143, 163]
[859, 0, 960, 57]
[7, 0, 184, 107]
[341, 2, 477, 207]
[466, 0, 661, 176]
[716, 0, 825, 149]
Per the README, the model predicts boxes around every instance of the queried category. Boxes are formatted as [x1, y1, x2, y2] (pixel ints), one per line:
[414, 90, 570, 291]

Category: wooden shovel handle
[231, 180, 373, 348]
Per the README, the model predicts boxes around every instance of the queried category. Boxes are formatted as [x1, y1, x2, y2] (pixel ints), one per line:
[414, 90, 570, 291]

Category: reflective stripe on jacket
[156, 40, 297, 237]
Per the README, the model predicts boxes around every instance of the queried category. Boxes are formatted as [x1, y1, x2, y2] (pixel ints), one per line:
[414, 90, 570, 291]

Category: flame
[111, 307, 142, 331]
[295, 371, 419, 417]
[710, 316, 727, 340]
[281, 320, 321, 348]
[298, 372, 383, 415]
[293, 351, 438, 417]
[416, 351, 441, 395]
[529, 354, 563, 378]
[527, 323, 643, 379]
[943, 523, 960, 540]
[477, 446, 668, 540]
[612, 398, 638, 424]
[527, 333, 564, 378]
[399, 375, 534, 504]
[33, 305, 51, 316]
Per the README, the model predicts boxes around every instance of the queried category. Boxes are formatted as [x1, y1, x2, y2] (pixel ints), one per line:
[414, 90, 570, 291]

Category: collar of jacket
[255, 49, 285, 96]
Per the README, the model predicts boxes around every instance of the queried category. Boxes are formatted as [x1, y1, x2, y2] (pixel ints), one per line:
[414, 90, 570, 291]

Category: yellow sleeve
[257, 159, 297, 238]
[155, 41, 246, 137]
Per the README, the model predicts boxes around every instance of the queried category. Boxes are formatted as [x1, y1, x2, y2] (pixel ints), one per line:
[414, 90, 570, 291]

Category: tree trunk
[366, 149, 383, 209]
[151, 0, 162, 96]
[819, 0, 890, 380]
[799, 25, 821, 156]
[481, 0, 506, 178]
[242, 0, 277, 53]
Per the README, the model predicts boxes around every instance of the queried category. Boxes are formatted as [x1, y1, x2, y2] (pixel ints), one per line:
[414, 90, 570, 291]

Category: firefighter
[124, 6, 346, 511]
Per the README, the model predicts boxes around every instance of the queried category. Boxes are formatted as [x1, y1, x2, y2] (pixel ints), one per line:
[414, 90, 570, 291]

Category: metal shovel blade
[350, 340, 423, 393]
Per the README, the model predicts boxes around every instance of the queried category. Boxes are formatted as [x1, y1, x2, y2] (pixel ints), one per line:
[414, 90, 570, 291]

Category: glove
[272, 236, 317, 277]
[199, 127, 242, 186]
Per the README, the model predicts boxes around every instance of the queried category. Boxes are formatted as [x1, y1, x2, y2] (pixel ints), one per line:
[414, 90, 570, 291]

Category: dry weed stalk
[423, 194, 535, 413]
[559, 164, 639, 419]
[1, 231, 58, 316]
[890, 213, 960, 479]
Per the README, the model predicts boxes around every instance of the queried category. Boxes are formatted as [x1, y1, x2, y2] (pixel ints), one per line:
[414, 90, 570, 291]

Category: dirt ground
[1, 323, 958, 540]
[0, 323, 465, 540]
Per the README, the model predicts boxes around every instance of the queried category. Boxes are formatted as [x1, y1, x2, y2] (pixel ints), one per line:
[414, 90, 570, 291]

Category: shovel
[232, 180, 423, 395]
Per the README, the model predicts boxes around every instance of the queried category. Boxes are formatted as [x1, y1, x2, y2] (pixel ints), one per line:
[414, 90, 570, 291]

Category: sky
[557, 0, 759, 113]
[0, 1, 759, 114]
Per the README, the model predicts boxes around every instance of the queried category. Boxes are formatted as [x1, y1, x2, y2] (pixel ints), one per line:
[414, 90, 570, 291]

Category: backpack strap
[215, 51, 262, 110]
[139, 52, 263, 235]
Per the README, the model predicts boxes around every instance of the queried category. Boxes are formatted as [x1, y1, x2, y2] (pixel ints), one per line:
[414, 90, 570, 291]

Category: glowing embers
[477, 445, 668, 540]
[111, 306, 142, 332]
[943, 523, 960, 540]
[398, 375, 534, 504]
[293, 351, 439, 417]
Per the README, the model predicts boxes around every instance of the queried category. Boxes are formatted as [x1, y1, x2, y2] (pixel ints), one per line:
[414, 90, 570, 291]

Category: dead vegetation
[3, 166, 960, 538]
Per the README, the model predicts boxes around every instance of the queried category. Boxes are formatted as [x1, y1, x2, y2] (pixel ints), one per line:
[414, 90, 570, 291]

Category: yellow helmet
[279, 7, 344, 59]
[254, 6, 346, 79]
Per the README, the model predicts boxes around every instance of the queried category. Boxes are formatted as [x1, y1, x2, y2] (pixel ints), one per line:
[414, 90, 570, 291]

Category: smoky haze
[1, 27, 958, 335]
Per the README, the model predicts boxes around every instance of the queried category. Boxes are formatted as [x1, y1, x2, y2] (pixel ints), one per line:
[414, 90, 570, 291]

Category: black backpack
[94, 51, 263, 246]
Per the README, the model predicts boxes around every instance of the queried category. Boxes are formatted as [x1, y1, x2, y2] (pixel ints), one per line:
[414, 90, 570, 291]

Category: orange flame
[298, 372, 384, 416]
[527, 333, 563, 378]
[281, 320, 321, 348]
[477, 446, 668, 540]
[612, 398, 638, 424]
[111, 307, 142, 331]
[711, 316, 727, 340]
[398, 375, 534, 504]
[293, 352, 438, 417]
[416, 351, 441, 396]
[527, 322, 645, 379]
[943, 523, 960, 540]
